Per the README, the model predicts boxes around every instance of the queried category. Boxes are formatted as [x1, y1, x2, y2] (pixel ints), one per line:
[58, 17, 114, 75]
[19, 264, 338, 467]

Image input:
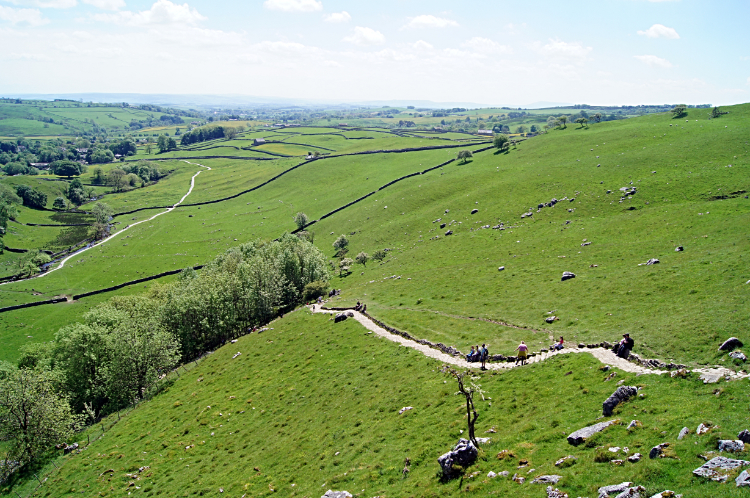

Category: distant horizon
[0, 1, 747, 106]
[0, 92, 723, 110]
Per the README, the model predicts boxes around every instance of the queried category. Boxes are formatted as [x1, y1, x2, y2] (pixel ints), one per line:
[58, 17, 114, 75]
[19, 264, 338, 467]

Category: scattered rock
[554, 455, 576, 467]
[581, 241, 591, 246]
[649, 442, 669, 459]
[697, 423, 711, 435]
[471, 209, 478, 214]
[567, 420, 617, 446]
[602, 386, 638, 416]
[736, 470, 750, 487]
[610, 459, 624, 465]
[598, 482, 633, 497]
[63, 443, 79, 455]
[646, 258, 659, 265]
[546, 316, 558, 323]
[498, 266, 505, 271]
[718, 440, 745, 453]
[334, 313, 348, 323]
[322, 491, 352, 498]
[445, 230, 453, 236]
[487, 471, 497, 478]
[511, 474, 525, 484]
[398, 406, 413, 415]
[531, 475, 562, 484]
[719, 337, 743, 351]
[649, 492, 679, 498]
[546, 486, 569, 498]
[699, 371, 723, 384]
[729, 351, 747, 361]
[738, 430, 750, 443]
[440, 223, 446, 229]
[628, 453, 642, 463]
[498, 471, 509, 477]
[693, 456, 750, 482]
[678, 427, 689, 440]
[675, 246, 683, 252]
[627, 420, 642, 430]
[438, 438, 478, 479]
[561, 271, 576, 282]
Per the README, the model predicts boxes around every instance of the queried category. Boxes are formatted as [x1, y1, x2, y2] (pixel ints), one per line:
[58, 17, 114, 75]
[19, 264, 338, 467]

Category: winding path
[311, 306, 747, 381]
[0, 160, 211, 286]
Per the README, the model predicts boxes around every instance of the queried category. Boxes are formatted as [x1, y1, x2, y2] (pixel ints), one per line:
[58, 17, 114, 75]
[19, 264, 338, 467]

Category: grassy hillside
[10, 308, 750, 498]
[0, 105, 747, 367]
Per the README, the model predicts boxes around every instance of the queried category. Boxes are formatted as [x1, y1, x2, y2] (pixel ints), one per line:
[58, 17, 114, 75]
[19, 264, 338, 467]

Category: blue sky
[1, 0, 748, 105]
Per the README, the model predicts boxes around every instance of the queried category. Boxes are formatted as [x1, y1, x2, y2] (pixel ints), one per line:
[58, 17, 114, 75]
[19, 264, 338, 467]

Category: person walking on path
[480, 343, 488, 370]
[515, 341, 528, 366]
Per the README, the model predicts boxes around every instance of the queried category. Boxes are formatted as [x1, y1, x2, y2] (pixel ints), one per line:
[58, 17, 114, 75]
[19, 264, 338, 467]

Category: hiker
[361, 303, 367, 313]
[553, 336, 564, 351]
[480, 343, 489, 370]
[515, 341, 528, 365]
[466, 346, 476, 362]
[614, 333, 634, 359]
[355, 300, 361, 311]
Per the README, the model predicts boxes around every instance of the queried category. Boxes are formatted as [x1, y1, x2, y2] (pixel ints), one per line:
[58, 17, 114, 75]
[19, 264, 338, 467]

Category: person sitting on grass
[466, 346, 476, 362]
[553, 336, 564, 351]
[614, 333, 634, 359]
[515, 341, 528, 366]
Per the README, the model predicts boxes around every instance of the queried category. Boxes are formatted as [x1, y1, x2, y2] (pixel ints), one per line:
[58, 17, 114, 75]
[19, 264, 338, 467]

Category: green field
[0, 101, 749, 497]
[9, 308, 750, 498]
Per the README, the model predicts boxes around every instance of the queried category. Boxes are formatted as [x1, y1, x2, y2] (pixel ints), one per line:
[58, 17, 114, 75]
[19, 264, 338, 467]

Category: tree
[372, 249, 387, 261]
[89, 148, 114, 164]
[293, 212, 308, 230]
[15, 185, 47, 209]
[447, 369, 486, 447]
[671, 104, 687, 118]
[355, 251, 369, 266]
[493, 134, 509, 151]
[92, 202, 113, 225]
[457, 150, 473, 164]
[157, 134, 169, 153]
[145, 137, 153, 155]
[546, 116, 558, 129]
[515, 125, 527, 134]
[575, 117, 588, 128]
[339, 257, 353, 276]
[333, 234, 349, 252]
[107, 168, 127, 192]
[92, 167, 105, 185]
[592, 113, 602, 123]
[53, 196, 67, 210]
[558, 115, 568, 129]
[0, 368, 81, 475]
[224, 127, 238, 139]
[168, 138, 177, 150]
[529, 125, 538, 133]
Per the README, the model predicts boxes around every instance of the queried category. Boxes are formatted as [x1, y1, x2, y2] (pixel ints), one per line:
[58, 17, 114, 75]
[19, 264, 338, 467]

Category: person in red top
[553, 336, 564, 351]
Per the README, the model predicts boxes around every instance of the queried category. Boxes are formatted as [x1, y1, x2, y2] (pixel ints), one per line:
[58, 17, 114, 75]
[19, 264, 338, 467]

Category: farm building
[477, 129, 494, 135]
[254, 138, 266, 145]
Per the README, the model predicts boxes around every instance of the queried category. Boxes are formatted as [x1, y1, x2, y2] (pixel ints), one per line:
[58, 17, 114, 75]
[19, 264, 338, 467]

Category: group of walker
[473, 333, 634, 368]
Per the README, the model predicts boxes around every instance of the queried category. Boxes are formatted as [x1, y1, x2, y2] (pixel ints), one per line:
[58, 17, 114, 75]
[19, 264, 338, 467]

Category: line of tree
[15, 185, 47, 209]
[179, 125, 242, 146]
[0, 234, 330, 478]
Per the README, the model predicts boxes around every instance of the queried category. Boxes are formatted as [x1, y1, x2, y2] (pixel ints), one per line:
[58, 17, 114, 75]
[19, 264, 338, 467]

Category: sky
[1, 0, 748, 106]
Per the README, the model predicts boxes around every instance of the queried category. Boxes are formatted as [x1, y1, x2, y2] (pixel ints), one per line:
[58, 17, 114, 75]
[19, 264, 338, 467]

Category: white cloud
[323, 10, 349, 23]
[403, 14, 458, 29]
[0, 5, 48, 25]
[263, 0, 322, 13]
[634, 54, 673, 67]
[537, 39, 592, 61]
[343, 26, 384, 46]
[83, 0, 125, 10]
[461, 37, 512, 55]
[5, 0, 76, 8]
[412, 39, 432, 50]
[637, 24, 679, 39]
[93, 0, 206, 26]
[747, 77, 750, 85]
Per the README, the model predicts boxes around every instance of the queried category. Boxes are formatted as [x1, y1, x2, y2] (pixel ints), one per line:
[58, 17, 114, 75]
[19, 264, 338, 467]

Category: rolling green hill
[0, 103, 748, 498]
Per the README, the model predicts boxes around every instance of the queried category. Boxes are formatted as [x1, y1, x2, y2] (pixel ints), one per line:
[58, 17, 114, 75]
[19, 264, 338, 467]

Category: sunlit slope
[312, 105, 750, 364]
[27, 309, 750, 498]
[0, 147, 475, 307]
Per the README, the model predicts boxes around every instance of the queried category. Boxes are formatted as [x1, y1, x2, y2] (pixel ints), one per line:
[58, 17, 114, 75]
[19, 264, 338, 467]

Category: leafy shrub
[303, 280, 329, 301]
